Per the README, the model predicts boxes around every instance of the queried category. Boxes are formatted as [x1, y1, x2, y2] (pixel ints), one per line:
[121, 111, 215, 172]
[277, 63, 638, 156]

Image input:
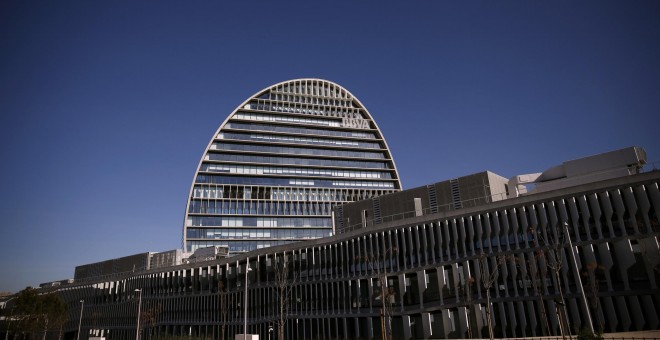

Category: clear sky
[1, 1, 658, 293]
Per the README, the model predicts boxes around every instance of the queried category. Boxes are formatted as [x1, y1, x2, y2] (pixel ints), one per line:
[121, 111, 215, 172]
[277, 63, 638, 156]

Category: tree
[524, 227, 552, 336]
[458, 274, 476, 339]
[217, 281, 228, 340]
[583, 262, 606, 334]
[544, 226, 570, 340]
[273, 252, 298, 340]
[577, 327, 604, 340]
[364, 247, 397, 340]
[477, 253, 506, 340]
[141, 301, 162, 340]
[11, 287, 68, 340]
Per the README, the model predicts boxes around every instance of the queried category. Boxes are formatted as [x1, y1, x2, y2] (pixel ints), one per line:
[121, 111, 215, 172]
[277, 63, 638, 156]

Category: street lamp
[135, 289, 143, 340]
[268, 326, 273, 340]
[563, 222, 595, 334]
[77, 300, 84, 340]
[4, 299, 15, 340]
[244, 262, 252, 340]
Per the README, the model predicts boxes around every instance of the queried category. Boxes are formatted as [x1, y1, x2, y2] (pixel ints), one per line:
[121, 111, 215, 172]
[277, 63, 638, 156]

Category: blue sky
[1, 1, 658, 292]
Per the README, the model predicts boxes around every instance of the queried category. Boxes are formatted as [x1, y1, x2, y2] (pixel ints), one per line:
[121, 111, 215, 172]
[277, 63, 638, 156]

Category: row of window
[219, 131, 381, 149]
[187, 240, 295, 253]
[258, 92, 352, 106]
[186, 227, 332, 240]
[233, 111, 341, 128]
[206, 153, 389, 169]
[187, 216, 333, 228]
[332, 180, 395, 188]
[273, 81, 349, 99]
[224, 122, 376, 140]
[210, 142, 386, 160]
[246, 101, 360, 119]
[199, 163, 391, 179]
[188, 200, 335, 216]
[196, 174, 396, 189]
[191, 185, 395, 202]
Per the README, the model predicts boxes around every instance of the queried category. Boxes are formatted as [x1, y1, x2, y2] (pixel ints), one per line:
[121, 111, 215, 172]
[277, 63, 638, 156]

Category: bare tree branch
[274, 252, 299, 340]
[478, 253, 506, 340]
[364, 247, 397, 340]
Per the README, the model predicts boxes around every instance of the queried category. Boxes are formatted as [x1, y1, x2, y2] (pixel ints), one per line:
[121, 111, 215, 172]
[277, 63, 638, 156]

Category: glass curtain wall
[183, 79, 402, 254]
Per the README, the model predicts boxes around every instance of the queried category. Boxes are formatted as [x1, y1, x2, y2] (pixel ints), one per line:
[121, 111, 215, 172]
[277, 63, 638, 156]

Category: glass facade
[206, 153, 389, 169]
[183, 79, 401, 254]
[210, 141, 387, 159]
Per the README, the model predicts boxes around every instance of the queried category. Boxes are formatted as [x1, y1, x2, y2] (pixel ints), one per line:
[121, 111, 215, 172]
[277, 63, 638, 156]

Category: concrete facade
[37, 169, 660, 340]
[334, 171, 508, 234]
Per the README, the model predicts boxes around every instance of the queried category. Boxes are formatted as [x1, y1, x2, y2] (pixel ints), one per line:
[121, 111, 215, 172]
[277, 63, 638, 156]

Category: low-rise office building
[10, 148, 655, 340]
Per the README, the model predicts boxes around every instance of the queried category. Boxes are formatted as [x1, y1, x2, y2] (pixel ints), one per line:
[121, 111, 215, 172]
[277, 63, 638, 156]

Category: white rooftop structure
[509, 146, 647, 197]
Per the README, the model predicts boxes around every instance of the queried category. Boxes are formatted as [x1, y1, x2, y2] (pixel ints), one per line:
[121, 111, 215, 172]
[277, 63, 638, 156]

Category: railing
[458, 338, 660, 340]
[644, 160, 660, 172]
[450, 331, 660, 340]
[600, 337, 660, 340]
[70, 266, 152, 285]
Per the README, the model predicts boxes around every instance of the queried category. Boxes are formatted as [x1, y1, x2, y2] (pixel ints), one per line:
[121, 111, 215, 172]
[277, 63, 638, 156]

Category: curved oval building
[184, 79, 402, 254]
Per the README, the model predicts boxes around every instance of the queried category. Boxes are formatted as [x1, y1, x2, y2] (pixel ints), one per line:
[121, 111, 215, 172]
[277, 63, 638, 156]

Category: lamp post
[244, 262, 252, 340]
[77, 300, 84, 340]
[41, 314, 48, 340]
[4, 300, 15, 340]
[563, 222, 595, 334]
[135, 289, 143, 340]
[268, 326, 273, 340]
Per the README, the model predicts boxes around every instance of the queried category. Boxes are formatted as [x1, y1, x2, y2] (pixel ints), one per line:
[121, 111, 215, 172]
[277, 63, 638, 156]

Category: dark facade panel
[74, 253, 151, 280]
